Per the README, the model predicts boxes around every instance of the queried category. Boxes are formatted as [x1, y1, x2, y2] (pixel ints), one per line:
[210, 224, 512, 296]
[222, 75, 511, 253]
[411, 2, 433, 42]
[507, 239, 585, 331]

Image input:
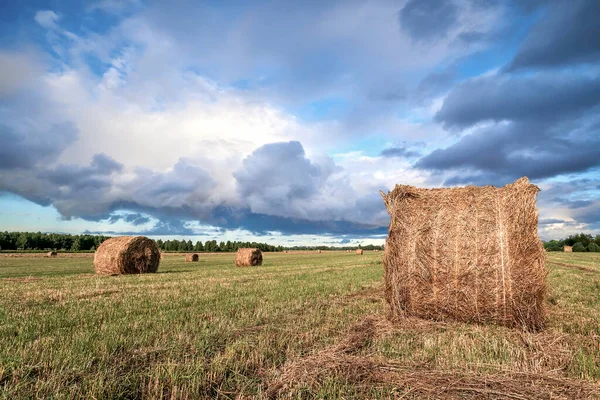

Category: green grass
[0, 252, 599, 398]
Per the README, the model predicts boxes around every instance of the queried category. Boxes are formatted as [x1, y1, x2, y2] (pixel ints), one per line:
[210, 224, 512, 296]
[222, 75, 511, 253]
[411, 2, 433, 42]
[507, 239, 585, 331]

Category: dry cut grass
[0, 251, 599, 399]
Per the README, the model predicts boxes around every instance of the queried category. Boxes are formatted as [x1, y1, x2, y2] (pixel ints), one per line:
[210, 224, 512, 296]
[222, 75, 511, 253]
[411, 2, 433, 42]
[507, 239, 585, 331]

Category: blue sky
[0, 0, 599, 245]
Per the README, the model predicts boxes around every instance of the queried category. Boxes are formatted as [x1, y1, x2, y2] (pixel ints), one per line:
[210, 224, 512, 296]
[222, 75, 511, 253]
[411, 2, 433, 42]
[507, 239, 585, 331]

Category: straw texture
[185, 253, 199, 262]
[356, 249, 364, 255]
[94, 236, 160, 275]
[380, 177, 547, 330]
[235, 248, 263, 267]
[563, 246, 572, 253]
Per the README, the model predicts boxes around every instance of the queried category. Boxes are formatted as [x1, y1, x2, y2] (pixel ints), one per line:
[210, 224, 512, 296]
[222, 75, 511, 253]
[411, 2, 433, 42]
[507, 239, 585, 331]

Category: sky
[0, 0, 599, 246]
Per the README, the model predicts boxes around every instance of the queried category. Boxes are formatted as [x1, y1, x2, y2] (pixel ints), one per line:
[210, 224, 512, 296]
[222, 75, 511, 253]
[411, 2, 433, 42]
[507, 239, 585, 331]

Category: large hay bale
[94, 236, 160, 275]
[185, 253, 199, 262]
[563, 245, 572, 253]
[356, 249, 364, 255]
[47, 251, 57, 257]
[235, 248, 263, 267]
[380, 177, 547, 330]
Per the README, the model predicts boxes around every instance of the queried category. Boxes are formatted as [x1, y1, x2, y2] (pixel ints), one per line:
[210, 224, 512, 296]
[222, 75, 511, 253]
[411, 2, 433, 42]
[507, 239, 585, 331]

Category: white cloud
[34, 10, 60, 30]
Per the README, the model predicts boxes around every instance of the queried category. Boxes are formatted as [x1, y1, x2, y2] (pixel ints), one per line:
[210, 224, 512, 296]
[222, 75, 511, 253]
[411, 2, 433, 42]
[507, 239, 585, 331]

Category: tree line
[0, 232, 383, 252]
[544, 233, 600, 252]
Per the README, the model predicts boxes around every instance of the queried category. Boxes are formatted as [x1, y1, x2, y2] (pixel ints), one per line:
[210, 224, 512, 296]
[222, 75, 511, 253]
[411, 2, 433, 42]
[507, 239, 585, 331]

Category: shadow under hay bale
[94, 236, 160, 275]
[380, 177, 547, 331]
[235, 248, 262, 267]
[185, 253, 199, 262]
[563, 245, 572, 252]
[356, 249, 364, 255]
[47, 251, 57, 257]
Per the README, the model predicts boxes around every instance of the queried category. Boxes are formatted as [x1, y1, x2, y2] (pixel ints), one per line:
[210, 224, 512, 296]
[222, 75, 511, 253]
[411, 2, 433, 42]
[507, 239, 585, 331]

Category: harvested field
[0, 252, 599, 398]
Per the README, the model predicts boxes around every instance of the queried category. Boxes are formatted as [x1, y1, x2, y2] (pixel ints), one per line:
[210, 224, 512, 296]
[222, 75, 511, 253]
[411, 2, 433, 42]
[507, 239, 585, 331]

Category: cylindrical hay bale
[235, 248, 263, 267]
[563, 245, 572, 252]
[380, 177, 547, 330]
[317, 250, 322, 254]
[47, 251, 57, 257]
[94, 236, 160, 275]
[185, 253, 199, 262]
[356, 249, 363, 255]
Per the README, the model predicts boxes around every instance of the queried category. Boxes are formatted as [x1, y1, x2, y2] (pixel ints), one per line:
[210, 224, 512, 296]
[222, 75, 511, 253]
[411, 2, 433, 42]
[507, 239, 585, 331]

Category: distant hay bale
[563, 245, 572, 253]
[356, 249, 364, 255]
[235, 248, 263, 267]
[94, 236, 160, 275]
[317, 250, 322, 253]
[380, 177, 547, 330]
[47, 251, 57, 257]
[185, 253, 199, 262]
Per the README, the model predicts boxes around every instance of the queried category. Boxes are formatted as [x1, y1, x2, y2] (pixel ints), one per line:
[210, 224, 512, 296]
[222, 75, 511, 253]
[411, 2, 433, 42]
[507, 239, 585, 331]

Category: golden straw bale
[94, 236, 160, 275]
[185, 253, 199, 262]
[380, 177, 547, 330]
[235, 248, 263, 267]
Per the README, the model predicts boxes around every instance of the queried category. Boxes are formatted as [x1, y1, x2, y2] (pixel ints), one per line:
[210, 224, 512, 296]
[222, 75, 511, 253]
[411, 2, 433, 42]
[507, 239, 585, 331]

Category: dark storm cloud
[398, 0, 458, 42]
[435, 74, 600, 129]
[0, 122, 78, 169]
[417, 119, 600, 185]
[413, 67, 458, 104]
[380, 146, 420, 158]
[106, 213, 151, 226]
[39, 153, 123, 188]
[507, 0, 600, 71]
[212, 206, 387, 237]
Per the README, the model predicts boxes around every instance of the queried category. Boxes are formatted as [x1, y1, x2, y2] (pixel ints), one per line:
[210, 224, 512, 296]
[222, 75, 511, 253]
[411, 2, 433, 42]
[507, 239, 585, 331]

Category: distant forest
[0, 232, 383, 252]
[543, 233, 600, 252]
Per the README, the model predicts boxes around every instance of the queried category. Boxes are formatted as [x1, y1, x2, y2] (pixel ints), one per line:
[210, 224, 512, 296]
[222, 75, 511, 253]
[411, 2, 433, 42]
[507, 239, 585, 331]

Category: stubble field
[0, 251, 599, 399]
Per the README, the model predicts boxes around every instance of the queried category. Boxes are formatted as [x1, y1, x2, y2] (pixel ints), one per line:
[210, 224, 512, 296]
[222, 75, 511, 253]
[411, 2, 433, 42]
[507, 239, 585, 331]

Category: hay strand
[381, 177, 547, 330]
[235, 248, 263, 267]
[94, 236, 160, 275]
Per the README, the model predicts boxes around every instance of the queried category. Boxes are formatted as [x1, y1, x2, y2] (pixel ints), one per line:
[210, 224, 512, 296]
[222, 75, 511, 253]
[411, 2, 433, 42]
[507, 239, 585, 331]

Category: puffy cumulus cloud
[507, 0, 600, 70]
[233, 141, 397, 228]
[234, 141, 335, 217]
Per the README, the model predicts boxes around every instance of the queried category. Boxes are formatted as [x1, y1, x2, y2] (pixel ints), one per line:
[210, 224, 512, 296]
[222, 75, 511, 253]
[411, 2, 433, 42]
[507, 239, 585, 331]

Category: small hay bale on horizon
[356, 249, 363, 255]
[47, 251, 57, 257]
[563, 245, 572, 252]
[185, 253, 199, 262]
[94, 236, 160, 275]
[236, 248, 263, 267]
[380, 177, 547, 331]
